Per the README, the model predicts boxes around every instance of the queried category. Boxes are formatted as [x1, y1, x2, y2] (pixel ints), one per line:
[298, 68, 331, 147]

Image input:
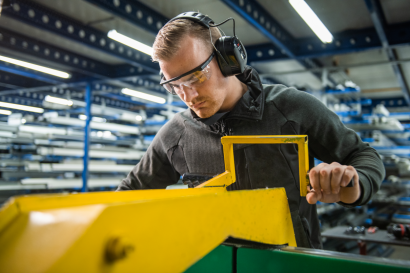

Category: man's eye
[190, 78, 200, 85]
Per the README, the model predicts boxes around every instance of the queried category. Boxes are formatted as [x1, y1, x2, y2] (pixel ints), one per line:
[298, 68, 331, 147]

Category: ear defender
[165, 12, 247, 77]
[214, 36, 247, 77]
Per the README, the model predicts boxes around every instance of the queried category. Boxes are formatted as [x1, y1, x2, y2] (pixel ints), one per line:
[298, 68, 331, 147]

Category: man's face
[159, 36, 228, 118]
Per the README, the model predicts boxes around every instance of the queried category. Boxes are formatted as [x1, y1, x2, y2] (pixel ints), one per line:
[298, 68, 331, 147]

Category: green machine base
[185, 244, 410, 273]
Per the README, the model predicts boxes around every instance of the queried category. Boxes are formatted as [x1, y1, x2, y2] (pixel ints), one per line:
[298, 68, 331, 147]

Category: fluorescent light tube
[121, 88, 166, 104]
[289, 0, 333, 43]
[0, 101, 44, 113]
[79, 114, 107, 123]
[108, 30, 153, 56]
[0, 55, 71, 78]
[45, 95, 73, 106]
[0, 109, 12, 115]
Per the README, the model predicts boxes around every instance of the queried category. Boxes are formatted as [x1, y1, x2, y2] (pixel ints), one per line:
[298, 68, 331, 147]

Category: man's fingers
[319, 165, 332, 194]
[330, 164, 343, 194]
[341, 166, 356, 187]
[309, 164, 323, 198]
[306, 185, 316, 202]
[306, 163, 360, 204]
[306, 191, 319, 204]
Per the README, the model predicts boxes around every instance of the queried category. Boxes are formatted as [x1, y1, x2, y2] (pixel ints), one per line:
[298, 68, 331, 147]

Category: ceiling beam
[0, 78, 157, 112]
[246, 27, 383, 63]
[0, 70, 49, 88]
[365, 0, 410, 105]
[84, 0, 168, 36]
[221, 0, 336, 86]
[0, 27, 156, 81]
[0, 74, 164, 98]
[242, 18, 410, 62]
[3, 0, 159, 73]
[221, 0, 296, 57]
[0, 27, 112, 78]
[0, 30, 164, 94]
[0, 60, 67, 85]
[0, 70, 166, 102]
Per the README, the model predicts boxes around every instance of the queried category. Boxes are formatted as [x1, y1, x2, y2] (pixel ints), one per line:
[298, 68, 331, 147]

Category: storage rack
[0, 81, 184, 204]
[316, 85, 410, 256]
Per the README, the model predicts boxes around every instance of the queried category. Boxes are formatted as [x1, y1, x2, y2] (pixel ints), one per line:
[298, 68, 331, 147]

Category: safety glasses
[160, 52, 214, 95]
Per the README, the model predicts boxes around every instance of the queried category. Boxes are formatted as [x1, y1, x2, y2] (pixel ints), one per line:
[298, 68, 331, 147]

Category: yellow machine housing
[0, 135, 310, 273]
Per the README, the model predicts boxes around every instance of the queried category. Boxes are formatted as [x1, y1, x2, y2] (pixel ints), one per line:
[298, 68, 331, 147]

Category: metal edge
[280, 246, 410, 267]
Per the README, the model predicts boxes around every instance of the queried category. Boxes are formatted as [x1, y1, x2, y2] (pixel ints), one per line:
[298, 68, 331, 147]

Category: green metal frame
[185, 245, 410, 273]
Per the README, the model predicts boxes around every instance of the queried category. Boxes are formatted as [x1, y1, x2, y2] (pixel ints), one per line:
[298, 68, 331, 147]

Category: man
[117, 12, 385, 249]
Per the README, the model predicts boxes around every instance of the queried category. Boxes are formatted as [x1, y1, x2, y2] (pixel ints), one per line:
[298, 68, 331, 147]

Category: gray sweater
[118, 66, 385, 248]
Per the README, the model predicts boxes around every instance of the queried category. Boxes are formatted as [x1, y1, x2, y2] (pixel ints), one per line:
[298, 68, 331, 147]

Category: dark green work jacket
[117, 66, 385, 249]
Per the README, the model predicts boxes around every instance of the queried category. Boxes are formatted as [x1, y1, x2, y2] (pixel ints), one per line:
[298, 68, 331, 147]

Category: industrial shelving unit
[315, 84, 410, 256]
[0, 82, 183, 204]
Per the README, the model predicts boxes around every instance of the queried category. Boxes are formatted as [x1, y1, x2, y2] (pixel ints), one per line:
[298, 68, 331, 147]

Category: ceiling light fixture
[289, 0, 333, 43]
[0, 101, 44, 113]
[0, 109, 12, 115]
[107, 30, 153, 56]
[121, 88, 166, 104]
[45, 95, 73, 106]
[0, 0, 12, 16]
[0, 55, 71, 78]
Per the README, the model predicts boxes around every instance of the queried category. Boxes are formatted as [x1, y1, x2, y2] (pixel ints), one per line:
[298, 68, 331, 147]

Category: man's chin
[192, 108, 215, 119]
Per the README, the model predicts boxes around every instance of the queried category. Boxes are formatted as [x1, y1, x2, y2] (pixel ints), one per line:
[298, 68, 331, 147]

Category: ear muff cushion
[215, 37, 232, 77]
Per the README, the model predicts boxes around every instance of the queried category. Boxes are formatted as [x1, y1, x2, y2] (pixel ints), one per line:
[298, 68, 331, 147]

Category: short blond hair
[152, 18, 221, 62]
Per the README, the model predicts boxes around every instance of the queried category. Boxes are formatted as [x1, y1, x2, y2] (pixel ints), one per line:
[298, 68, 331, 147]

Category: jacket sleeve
[116, 129, 181, 191]
[274, 87, 385, 207]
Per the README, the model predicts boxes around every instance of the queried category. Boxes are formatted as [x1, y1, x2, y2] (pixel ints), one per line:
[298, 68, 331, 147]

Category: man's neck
[219, 77, 248, 112]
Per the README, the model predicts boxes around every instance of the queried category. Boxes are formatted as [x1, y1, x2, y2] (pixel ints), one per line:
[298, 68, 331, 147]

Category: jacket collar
[191, 66, 265, 124]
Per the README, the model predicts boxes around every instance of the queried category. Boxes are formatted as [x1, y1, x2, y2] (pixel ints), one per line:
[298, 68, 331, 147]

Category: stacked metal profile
[0, 97, 174, 204]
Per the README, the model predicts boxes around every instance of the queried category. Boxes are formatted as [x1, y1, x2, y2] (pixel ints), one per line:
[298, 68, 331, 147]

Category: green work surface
[184, 245, 233, 273]
[237, 248, 410, 273]
[185, 244, 410, 273]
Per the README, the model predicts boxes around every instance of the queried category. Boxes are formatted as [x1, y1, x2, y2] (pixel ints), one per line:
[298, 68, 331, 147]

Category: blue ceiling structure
[364, 0, 410, 105]
[0, 0, 409, 115]
[221, 0, 335, 85]
[3, 0, 158, 72]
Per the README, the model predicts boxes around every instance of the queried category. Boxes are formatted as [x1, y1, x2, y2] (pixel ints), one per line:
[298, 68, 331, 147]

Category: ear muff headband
[164, 11, 247, 77]
[167, 12, 215, 29]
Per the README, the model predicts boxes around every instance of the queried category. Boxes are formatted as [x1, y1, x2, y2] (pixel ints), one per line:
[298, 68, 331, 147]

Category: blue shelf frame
[81, 83, 92, 192]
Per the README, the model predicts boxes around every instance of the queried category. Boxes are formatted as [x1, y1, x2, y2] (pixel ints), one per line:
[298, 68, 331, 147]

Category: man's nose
[180, 85, 199, 102]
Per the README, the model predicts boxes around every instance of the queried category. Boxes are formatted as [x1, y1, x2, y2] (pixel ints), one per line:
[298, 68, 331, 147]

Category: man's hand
[306, 162, 361, 205]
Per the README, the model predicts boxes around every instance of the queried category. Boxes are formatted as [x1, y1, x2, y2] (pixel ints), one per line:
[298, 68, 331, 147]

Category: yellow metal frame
[0, 135, 309, 273]
[197, 135, 310, 196]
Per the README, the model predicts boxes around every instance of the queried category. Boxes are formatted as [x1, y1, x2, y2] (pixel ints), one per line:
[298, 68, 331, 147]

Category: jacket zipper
[220, 119, 233, 136]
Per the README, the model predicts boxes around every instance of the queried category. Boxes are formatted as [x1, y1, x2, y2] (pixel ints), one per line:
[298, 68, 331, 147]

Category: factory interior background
[1, 0, 410, 267]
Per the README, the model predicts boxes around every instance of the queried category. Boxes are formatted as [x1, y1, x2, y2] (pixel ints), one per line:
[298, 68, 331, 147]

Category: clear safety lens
[163, 65, 211, 95]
